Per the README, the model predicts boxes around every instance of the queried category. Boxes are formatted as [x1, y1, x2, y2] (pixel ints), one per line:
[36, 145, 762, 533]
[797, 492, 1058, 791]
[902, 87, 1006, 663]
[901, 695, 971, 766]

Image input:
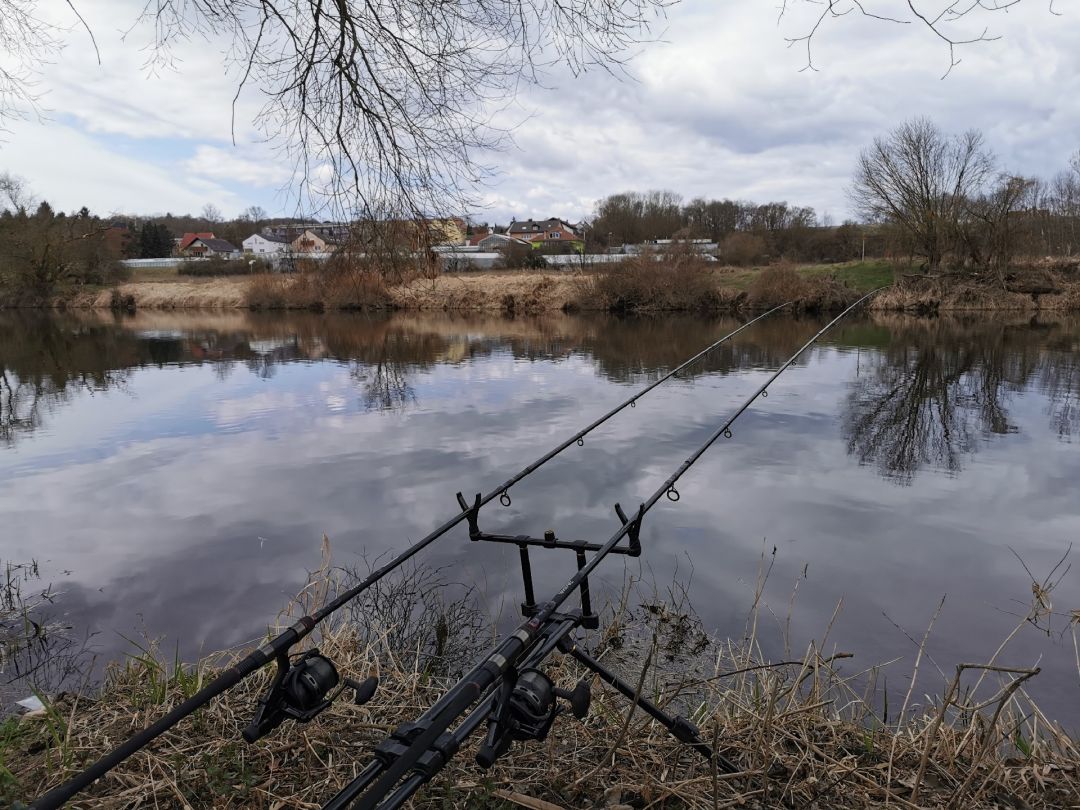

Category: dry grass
[246, 263, 394, 312]
[870, 272, 1080, 314]
[65, 279, 252, 309]
[746, 265, 861, 312]
[8, 543, 1079, 810]
[390, 271, 584, 313]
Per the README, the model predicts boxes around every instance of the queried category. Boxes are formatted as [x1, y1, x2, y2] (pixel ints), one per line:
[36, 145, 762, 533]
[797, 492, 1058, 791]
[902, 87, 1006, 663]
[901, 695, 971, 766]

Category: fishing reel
[243, 648, 379, 742]
[477, 668, 591, 768]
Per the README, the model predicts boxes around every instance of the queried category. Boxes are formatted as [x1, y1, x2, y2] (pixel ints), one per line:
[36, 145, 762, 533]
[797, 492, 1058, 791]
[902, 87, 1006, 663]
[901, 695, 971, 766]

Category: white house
[243, 232, 291, 255]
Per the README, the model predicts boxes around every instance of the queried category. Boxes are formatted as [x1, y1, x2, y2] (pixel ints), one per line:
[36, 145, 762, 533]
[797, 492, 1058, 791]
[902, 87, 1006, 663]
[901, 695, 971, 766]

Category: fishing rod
[31, 303, 792, 809]
[323, 288, 883, 810]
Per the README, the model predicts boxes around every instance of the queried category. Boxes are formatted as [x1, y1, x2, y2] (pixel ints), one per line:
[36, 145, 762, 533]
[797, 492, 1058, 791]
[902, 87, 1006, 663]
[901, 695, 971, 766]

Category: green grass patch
[717, 260, 900, 294]
[797, 259, 898, 291]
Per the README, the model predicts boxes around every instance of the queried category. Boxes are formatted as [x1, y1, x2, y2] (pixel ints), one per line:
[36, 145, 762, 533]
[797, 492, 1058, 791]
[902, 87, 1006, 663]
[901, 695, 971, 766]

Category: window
[550, 232, 561, 239]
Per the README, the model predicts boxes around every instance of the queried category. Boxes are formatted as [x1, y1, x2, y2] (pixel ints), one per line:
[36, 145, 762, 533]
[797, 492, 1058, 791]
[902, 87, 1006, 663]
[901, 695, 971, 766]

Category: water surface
[2, 310, 1078, 723]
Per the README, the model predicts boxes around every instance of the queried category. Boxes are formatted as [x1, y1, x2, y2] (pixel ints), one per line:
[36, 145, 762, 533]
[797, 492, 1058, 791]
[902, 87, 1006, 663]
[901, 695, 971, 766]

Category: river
[1, 309, 1078, 725]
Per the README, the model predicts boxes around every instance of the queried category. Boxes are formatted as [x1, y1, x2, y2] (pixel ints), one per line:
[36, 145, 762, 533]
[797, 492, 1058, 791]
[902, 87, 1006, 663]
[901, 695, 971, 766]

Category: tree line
[852, 117, 1080, 279]
[0, 175, 128, 302]
[0, 174, 301, 300]
[587, 121, 1080, 276]
[587, 190, 880, 265]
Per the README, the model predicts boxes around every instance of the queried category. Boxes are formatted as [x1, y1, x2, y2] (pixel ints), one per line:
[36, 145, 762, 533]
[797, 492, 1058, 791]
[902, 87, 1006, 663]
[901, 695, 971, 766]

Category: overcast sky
[1, 1, 1077, 224]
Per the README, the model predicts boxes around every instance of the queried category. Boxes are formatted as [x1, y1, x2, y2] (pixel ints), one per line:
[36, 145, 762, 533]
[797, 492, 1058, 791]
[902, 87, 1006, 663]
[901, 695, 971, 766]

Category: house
[291, 229, 340, 253]
[243, 232, 291, 255]
[425, 217, 468, 246]
[184, 237, 240, 258]
[266, 222, 351, 245]
[507, 218, 579, 244]
[177, 232, 216, 254]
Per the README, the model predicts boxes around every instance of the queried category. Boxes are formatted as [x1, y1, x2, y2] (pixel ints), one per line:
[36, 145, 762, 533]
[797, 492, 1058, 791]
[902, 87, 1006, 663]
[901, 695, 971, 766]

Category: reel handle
[555, 680, 591, 720]
[346, 675, 379, 706]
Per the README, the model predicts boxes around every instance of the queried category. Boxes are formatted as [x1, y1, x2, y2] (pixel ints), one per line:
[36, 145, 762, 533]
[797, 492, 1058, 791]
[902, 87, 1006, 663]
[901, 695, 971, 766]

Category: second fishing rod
[32, 303, 792, 810]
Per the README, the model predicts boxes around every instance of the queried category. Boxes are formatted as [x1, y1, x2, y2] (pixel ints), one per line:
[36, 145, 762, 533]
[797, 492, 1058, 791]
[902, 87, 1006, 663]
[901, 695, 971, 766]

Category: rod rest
[374, 721, 461, 780]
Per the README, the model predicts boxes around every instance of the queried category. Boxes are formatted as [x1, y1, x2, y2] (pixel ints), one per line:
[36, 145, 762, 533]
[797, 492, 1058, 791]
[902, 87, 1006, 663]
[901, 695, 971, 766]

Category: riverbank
[25, 258, 1080, 313]
[8, 567, 1078, 809]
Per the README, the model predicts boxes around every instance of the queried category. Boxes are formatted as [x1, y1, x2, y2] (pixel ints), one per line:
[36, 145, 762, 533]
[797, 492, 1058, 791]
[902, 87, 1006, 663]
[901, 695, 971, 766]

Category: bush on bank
[245, 260, 396, 311]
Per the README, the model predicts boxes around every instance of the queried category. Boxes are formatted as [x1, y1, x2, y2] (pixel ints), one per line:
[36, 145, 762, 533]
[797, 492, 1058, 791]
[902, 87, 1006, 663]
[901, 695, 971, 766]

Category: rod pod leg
[559, 638, 740, 775]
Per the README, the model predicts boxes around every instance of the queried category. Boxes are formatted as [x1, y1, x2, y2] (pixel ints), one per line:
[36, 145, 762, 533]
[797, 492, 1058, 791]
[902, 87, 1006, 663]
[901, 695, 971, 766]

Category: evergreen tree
[138, 222, 174, 258]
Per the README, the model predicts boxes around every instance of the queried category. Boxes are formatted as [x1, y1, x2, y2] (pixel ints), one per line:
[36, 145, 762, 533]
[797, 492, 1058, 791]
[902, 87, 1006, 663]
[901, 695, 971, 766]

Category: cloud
[186, 145, 293, 188]
[0, 120, 239, 215]
[2, 0, 1078, 221]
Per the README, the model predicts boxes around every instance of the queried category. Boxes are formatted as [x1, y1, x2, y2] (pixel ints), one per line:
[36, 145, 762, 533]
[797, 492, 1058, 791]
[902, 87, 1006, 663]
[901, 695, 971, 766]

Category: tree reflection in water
[843, 316, 1080, 483]
[1, 314, 135, 447]
[4, 311, 1079, 475]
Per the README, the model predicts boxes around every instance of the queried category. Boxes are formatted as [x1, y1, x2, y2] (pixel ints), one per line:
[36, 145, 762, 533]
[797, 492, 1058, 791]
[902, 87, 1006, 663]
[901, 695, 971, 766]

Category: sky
[0, 1, 1077, 224]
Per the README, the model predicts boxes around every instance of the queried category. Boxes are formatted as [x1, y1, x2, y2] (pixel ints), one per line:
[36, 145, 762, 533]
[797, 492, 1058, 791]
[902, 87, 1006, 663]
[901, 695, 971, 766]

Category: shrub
[746, 265, 806, 308]
[577, 253, 737, 313]
[244, 274, 292, 310]
[245, 259, 395, 311]
[719, 232, 767, 266]
[108, 289, 136, 312]
[747, 265, 859, 312]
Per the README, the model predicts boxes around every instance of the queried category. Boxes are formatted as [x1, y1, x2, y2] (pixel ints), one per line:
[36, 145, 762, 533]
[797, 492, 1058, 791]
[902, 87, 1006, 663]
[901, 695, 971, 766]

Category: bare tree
[200, 203, 223, 225]
[243, 204, 268, 229]
[138, 0, 672, 221]
[0, 1, 62, 128]
[0, 171, 33, 213]
[850, 118, 995, 272]
[958, 174, 1035, 283]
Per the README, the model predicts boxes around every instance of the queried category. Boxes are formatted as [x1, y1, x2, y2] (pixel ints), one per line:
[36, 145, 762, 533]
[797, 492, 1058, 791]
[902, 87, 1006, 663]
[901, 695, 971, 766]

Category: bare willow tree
[850, 117, 994, 272]
[0, 0, 668, 220]
[139, 0, 674, 220]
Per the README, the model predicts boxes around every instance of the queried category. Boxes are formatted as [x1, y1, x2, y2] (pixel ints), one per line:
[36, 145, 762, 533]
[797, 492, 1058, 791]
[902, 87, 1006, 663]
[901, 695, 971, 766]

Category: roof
[194, 237, 239, 252]
[179, 232, 215, 251]
[507, 218, 576, 233]
[293, 229, 342, 245]
[478, 233, 531, 246]
[248, 232, 291, 244]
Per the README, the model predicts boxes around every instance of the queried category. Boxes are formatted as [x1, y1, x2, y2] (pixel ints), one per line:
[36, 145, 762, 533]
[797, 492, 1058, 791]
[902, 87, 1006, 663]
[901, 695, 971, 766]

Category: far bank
[30, 258, 1080, 314]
